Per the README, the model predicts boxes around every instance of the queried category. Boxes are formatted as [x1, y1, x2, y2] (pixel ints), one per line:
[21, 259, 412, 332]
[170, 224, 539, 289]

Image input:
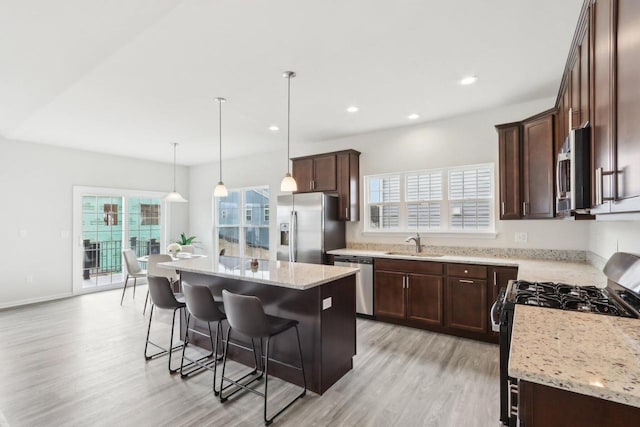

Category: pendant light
[164, 142, 188, 203]
[280, 71, 298, 192]
[213, 97, 228, 197]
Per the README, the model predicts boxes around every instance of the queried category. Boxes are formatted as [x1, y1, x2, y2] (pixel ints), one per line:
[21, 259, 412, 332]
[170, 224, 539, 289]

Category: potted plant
[176, 233, 197, 253]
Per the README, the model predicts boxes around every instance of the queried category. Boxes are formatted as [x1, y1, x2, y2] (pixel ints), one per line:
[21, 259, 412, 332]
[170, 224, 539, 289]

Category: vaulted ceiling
[0, 0, 583, 164]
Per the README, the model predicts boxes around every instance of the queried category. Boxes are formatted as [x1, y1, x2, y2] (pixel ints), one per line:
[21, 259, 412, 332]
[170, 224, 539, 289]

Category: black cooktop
[509, 280, 632, 317]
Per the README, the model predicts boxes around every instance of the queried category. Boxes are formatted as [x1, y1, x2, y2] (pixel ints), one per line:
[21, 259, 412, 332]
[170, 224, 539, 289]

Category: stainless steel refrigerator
[277, 193, 345, 264]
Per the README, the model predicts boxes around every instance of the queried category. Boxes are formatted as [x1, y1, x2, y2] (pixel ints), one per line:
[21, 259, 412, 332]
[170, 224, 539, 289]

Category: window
[140, 203, 160, 226]
[215, 186, 270, 259]
[365, 163, 494, 233]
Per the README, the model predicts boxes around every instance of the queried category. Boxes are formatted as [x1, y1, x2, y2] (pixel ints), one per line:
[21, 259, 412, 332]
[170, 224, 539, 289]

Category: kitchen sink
[384, 251, 444, 258]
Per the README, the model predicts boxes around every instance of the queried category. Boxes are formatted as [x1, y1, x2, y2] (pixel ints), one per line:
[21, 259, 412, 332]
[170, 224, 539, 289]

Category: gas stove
[507, 280, 633, 317]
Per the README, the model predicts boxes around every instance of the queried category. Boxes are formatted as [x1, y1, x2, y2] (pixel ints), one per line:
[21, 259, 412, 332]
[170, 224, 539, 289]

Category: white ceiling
[1, 0, 583, 165]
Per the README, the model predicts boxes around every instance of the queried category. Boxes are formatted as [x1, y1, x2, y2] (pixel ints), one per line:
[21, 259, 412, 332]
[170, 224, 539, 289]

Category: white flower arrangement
[167, 243, 182, 254]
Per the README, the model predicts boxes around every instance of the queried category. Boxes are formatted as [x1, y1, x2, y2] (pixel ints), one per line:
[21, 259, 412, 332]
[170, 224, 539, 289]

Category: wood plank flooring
[0, 287, 500, 426]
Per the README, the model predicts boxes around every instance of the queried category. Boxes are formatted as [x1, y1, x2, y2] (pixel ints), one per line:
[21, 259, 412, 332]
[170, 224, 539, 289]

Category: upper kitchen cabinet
[522, 111, 555, 219]
[291, 149, 361, 221]
[496, 123, 522, 220]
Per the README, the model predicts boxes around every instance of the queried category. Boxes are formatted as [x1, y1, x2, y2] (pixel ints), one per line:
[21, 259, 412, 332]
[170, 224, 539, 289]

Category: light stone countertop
[327, 248, 606, 286]
[161, 256, 358, 290]
[509, 305, 640, 407]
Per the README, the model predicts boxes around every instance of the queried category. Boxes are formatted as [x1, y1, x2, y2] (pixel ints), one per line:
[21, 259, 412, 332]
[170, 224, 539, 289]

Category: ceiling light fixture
[214, 97, 228, 198]
[459, 75, 478, 85]
[164, 142, 188, 203]
[269, 125, 280, 131]
[346, 106, 359, 113]
[280, 71, 298, 192]
[408, 113, 420, 120]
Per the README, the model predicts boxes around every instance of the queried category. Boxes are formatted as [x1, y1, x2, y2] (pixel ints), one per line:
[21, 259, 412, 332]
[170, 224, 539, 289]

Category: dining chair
[144, 254, 180, 315]
[121, 249, 147, 305]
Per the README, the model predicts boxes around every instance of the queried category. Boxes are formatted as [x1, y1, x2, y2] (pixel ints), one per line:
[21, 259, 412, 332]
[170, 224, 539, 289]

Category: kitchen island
[161, 256, 358, 395]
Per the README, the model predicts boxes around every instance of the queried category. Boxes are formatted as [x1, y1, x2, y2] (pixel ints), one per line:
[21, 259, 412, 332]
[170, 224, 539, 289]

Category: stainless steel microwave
[556, 125, 591, 214]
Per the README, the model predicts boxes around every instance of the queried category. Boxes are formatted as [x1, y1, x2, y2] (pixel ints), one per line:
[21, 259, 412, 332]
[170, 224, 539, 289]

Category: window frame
[364, 163, 496, 236]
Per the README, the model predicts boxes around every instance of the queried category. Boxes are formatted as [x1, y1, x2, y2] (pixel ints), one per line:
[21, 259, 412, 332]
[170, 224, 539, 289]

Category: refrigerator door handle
[290, 210, 297, 262]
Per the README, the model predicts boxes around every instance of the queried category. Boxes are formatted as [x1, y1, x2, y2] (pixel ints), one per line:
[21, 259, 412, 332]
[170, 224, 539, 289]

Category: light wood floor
[0, 287, 500, 426]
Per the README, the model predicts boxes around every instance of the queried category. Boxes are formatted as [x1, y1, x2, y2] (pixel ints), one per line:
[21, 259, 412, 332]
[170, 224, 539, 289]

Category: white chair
[121, 249, 147, 305]
[144, 254, 180, 314]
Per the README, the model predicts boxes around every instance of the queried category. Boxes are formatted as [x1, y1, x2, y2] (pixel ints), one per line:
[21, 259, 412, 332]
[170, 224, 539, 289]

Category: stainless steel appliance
[333, 255, 374, 316]
[277, 193, 345, 264]
[556, 124, 591, 214]
[493, 252, 640, 426]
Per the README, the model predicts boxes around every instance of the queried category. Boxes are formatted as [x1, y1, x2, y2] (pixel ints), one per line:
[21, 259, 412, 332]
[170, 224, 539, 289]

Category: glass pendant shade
[214, 181, 228, 197]
[164, 142, 188, 203]
[280, 173, 298, 192]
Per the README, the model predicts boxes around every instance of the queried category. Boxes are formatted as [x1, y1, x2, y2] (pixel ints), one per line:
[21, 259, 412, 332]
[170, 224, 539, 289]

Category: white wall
[588, 220, 640, 260]
[190, 97, 591, 257]
[0, 136, 189, 308]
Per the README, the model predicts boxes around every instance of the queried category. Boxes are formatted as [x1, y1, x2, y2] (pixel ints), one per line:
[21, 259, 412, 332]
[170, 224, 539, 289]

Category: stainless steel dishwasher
[333, 255, 374, 316]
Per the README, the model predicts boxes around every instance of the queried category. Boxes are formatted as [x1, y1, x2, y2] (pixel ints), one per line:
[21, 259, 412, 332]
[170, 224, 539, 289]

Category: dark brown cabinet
[291, 150, 361, 221]
[336, 151, 360, 221]
[292, 154, 336, 192]
[374, 259, 443, 326]
[497, 124, 522, 220]
[519, 380, 640, 426]
[522, 111, 555, 219]
[445, 264, 488, 334]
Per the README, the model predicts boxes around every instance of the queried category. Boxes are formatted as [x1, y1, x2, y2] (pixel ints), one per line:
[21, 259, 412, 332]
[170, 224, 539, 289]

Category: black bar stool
[144, 276, 185, 373]
[220, 289, 306, 426]
[180, 283, 262, 395]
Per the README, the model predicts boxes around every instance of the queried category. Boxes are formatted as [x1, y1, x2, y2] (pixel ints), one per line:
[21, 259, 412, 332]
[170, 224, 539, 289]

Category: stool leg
[179, 313, 191, 376]
[120, 275, 129, 305]
[143, 289, 150, 315]
[144, 305, 154, 359]
[133, 277, 137, 298]
[263, 337, 271, 426]
[168, 307, 180, 373]
[219, 325, 232, 403]
[212, 320, 221, 395]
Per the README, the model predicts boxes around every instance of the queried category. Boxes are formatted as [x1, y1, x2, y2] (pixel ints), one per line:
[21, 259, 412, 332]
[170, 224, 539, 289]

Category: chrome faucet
[405, 233, 422, 253]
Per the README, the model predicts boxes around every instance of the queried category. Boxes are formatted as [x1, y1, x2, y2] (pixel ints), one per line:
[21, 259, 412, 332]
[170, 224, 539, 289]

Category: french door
[73, 186, 168, 294]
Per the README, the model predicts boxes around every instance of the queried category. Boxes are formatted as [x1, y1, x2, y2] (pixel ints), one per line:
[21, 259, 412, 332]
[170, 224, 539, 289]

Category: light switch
[60, 230, 70, 239]
[322, 297, 332, 310]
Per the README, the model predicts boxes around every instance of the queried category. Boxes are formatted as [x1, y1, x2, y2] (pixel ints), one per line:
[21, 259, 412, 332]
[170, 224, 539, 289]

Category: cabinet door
[292, 158, 313, 193]
[374, 271, 405, 319]
[591, 0, 614, 211]
[489, 267, 518, 304]
[337, 152, 360, 221]
[613, 0, 640, 209]
[446, 277, 487, 334]
[522, 113, 555, 218]
[312, 154, 337, 191]
[406, 274, 443, 326]
[570, 53, 581, 129]
[579, 26, 590, 128]
[498, 125, 522, 219]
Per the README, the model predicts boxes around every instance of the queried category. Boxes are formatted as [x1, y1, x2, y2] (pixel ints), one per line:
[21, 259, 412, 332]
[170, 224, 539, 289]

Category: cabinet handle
[459, 279, 475, 284]
[406, 276, 409, 289]
[310, 180, 313, 191]
[493, 271, 497, 287]
[595, 167, 615, 205]
[464, 269, 469, 274]
[345, 207, 349, 218]
[522, 202, 527, 216]
[501, 202, 505, 216]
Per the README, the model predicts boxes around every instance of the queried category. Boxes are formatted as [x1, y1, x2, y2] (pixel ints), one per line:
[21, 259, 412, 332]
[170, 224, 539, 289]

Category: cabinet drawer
[447, 264, 487, 279]
[375, 258, 443, 275]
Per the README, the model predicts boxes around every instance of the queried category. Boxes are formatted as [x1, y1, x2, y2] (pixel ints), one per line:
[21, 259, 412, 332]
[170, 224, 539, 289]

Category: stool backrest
[222, 290, 271, 337]
[123, 249, 142, 274]
[148, 254, 178, 282]
[147, 276, 180, 310]
[182, 283, 225, 322]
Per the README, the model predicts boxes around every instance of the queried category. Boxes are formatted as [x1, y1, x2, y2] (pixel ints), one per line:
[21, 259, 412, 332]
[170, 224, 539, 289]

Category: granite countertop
[327, 248, 606, 286]
[161, 256, 358, 290]
[509, 305, 640, 408]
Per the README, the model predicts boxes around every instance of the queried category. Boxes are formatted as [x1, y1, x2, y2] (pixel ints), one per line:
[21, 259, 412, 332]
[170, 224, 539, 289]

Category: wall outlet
[515, 232, 528, 243]
[322, 297, 333, 310]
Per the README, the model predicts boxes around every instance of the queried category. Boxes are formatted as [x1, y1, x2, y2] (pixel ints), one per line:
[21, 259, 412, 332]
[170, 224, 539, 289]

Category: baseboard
[0, 292, 74, 311]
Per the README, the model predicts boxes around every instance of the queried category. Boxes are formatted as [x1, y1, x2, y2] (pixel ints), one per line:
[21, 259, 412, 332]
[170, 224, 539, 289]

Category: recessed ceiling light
[459, 75, 478, 85]
[408, 113, 420, 120]
[269, 125, 279, 131]
[346, 106, 359, 113]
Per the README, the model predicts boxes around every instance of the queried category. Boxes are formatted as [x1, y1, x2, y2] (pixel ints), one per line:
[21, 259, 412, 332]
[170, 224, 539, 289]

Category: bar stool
[121, 249, 147, 305]
[144, 276, 185, 373]
[220, 290, 306, 426]
[144, 254, 180, 315]
[180, 283, 233, 395]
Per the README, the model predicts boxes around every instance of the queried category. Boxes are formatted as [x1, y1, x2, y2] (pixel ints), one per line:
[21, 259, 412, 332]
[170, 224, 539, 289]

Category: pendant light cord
[219, 100, 223, 182]
[287, 74, 291, 173]
[172, 143, 177, 192]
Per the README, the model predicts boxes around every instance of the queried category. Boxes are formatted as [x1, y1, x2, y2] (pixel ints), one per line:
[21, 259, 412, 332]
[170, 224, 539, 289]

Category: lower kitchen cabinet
[519, 380, 640, 426]
[373, 258, 514, 342]
[445, 277, 487, 334]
